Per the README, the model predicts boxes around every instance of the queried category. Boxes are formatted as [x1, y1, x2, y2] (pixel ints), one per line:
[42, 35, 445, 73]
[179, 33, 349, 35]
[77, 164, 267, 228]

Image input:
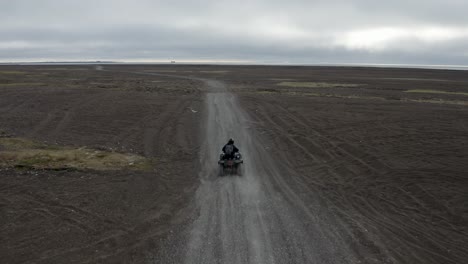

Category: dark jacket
[222, 143, 239, 154]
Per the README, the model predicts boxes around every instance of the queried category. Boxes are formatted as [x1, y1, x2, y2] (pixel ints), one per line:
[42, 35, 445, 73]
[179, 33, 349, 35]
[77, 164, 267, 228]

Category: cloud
[335, 26, 468, 51]
[0, 0, 467, 64]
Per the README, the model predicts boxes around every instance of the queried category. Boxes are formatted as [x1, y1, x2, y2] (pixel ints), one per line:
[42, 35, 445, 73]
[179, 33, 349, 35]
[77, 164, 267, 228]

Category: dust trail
[184, 80, 356, 263]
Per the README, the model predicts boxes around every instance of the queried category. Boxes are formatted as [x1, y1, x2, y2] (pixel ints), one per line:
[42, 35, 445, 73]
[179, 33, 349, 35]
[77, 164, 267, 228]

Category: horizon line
[1, 60, 468, 70]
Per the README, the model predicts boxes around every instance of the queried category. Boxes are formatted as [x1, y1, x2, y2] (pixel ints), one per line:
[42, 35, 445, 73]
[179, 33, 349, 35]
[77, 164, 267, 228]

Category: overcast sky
[1, 0, 468, 65]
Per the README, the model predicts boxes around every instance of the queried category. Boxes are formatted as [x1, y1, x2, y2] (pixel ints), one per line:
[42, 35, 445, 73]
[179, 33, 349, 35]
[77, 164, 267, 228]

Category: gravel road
[183, 80, 357, 264]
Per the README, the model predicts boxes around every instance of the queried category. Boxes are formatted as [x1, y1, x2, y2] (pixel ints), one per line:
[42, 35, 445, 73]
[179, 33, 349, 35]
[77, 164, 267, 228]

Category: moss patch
[277, 82, 361, 88]
[0, 137, 152, 171]
[0, 137, 47, 149]
[405, 89, 468, 96]
[247, 90, 467, 106]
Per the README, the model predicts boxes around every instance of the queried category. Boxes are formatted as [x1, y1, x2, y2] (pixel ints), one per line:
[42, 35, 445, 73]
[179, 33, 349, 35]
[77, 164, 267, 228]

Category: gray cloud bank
[1, 0, 468, 65]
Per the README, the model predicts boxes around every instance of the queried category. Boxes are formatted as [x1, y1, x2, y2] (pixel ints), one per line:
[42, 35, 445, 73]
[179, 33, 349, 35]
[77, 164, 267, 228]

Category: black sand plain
[1, 65, 467, 263]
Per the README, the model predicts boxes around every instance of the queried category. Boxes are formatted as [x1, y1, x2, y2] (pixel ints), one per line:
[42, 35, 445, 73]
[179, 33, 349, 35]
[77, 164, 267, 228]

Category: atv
[218, 152, 243, 176]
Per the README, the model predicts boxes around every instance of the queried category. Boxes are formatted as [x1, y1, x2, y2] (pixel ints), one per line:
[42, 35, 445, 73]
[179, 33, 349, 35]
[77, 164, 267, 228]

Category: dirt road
[180, 79, 359, 264]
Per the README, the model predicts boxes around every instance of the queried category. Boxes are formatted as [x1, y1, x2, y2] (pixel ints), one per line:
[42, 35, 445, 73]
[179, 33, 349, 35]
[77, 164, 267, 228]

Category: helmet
[228, 138, 234, 144]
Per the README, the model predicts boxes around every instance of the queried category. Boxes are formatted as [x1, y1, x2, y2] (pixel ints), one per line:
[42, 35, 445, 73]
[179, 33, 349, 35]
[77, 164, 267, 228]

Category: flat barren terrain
[1, 65, 467, 263]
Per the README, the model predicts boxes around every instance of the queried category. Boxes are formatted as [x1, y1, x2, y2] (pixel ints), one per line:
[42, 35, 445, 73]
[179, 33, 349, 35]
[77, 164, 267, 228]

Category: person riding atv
[219, 138, 243, 176]
[221, 138, 239, 160]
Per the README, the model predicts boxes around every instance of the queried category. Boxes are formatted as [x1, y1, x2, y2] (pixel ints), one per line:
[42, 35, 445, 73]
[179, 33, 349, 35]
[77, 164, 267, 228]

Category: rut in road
[184, 80, 357, 264]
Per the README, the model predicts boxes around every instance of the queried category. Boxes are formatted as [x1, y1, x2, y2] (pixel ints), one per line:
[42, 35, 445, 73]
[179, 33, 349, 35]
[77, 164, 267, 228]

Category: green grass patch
[277, 82, 361, 88]
[405, 89, 468, 96]
[0, 137, 47, 150]
[0, 137, 152, 171]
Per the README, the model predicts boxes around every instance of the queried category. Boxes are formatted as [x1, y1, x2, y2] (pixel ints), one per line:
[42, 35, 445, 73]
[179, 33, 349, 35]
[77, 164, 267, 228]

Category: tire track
[240, 95, 467, 264]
